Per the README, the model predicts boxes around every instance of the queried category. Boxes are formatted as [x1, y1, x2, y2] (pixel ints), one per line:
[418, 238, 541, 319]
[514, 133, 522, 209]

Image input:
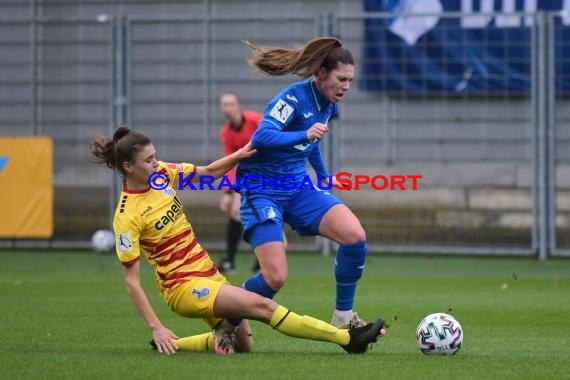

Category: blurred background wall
[1, 0, 569, 258]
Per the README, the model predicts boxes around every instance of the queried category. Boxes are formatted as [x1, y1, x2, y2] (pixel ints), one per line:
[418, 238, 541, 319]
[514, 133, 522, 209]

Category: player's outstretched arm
[195, 141, 256, 180]
[123, 260, 179, 354]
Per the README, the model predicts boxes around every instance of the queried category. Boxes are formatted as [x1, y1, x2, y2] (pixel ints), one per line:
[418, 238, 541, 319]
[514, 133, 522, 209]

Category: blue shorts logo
[262, 207, 277, 219]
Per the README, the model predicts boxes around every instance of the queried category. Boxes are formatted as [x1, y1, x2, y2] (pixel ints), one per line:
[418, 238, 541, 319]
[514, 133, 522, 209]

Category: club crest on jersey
[261, 206, 277, 219]
[163, 188, 175, 197]
[117, 232, 132, 253]
[269, 99, 294, 124]
[192, 287, 210, 300]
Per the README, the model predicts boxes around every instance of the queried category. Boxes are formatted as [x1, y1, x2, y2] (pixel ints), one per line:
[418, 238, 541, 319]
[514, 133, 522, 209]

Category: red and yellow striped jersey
[113, 161, 216, 291]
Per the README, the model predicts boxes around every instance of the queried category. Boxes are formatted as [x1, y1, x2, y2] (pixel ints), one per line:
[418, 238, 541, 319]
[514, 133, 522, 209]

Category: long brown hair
[243, 37, 354, 78]
[90, 125, 151, 174]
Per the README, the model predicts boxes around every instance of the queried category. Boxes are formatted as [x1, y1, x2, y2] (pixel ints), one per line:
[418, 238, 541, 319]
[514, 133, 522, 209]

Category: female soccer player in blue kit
[238, 37, 371, 329]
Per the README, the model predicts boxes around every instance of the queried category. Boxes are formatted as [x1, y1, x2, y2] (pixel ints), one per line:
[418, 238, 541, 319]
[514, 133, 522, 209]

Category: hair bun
[113, 125, 130, 142]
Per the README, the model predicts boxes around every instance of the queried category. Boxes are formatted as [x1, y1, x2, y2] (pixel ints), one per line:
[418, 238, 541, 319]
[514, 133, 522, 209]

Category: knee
[235, 338, 253, 353]
[235, 321, 254, 353]
[339, 226, 366, 244]
[262, 269, 287, 292]
[219, 195, 230, 213]
[229, 193, 241, 221]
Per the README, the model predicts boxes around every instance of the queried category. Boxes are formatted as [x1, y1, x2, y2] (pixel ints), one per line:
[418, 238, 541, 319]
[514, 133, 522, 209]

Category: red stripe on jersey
[139, 240, 157, 248]
[156, 238, 199, 266]
[155, 229, 191, 253]
[164, 247, 206, 273]
[141, 229, 190, 251]
[122, 179, 151, 194]
[147, 235, 196, 261]
[161, 265, 218, 289]
[121, 256, 140, 267]
[157, 250, 207, 281]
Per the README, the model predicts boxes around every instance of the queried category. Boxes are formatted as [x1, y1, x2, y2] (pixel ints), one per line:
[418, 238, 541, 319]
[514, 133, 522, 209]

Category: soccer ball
[416, 312, 463, 355]
[90, 229, 115, 252]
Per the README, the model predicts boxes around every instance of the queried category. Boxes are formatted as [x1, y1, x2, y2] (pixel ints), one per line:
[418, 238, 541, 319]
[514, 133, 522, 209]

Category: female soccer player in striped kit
[90, 125, 385, 355]
[238, 37, 370, 329]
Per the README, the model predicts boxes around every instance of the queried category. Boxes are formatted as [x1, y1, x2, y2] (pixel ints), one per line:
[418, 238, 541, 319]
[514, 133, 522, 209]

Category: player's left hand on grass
[152, 325, 179, 355]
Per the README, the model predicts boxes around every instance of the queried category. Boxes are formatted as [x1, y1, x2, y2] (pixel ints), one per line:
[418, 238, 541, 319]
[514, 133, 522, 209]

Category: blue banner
[362, 0, 570, 93]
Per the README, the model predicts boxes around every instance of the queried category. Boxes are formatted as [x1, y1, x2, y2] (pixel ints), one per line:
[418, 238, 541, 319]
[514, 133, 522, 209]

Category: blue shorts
[240, 187, 341, 247]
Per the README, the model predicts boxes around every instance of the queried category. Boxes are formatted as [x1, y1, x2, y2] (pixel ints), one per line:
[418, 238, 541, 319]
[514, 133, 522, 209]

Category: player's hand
[307, 123, 329, 140]
[323, 174, 351, 190]
[237, 141, 257, 158]
[151, 325, 179, 355]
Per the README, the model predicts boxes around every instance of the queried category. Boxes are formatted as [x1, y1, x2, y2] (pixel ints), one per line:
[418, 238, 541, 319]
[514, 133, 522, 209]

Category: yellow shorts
[162, 271, 229, 329]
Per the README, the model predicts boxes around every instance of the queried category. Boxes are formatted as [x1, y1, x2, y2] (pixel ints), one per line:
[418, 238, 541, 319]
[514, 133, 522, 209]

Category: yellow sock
[175, 332, 214, 352]
[269, 305, 349, 346]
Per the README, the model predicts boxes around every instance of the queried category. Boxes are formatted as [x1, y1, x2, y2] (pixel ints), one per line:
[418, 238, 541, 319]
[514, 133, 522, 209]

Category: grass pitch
[1, 250, 569, 380]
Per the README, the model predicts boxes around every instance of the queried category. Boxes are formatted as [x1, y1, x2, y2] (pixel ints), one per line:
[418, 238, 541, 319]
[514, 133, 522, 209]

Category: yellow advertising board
[0, 137, 53, 238]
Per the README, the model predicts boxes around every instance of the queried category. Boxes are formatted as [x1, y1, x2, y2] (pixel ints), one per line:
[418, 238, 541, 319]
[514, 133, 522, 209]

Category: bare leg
[319, 204, 366, 243]
[253, 241, 287, 291]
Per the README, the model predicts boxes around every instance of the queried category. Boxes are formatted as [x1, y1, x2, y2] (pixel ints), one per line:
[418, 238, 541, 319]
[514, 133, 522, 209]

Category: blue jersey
[236, 79, 337, 193]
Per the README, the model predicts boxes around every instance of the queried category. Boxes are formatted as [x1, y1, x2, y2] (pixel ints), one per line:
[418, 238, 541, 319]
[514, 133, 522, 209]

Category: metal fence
[0, 2, 569, 259]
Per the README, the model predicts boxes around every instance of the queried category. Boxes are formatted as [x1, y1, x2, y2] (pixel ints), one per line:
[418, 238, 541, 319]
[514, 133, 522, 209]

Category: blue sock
[242, 272, 277, 299]
[334, 241, 367, 311]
